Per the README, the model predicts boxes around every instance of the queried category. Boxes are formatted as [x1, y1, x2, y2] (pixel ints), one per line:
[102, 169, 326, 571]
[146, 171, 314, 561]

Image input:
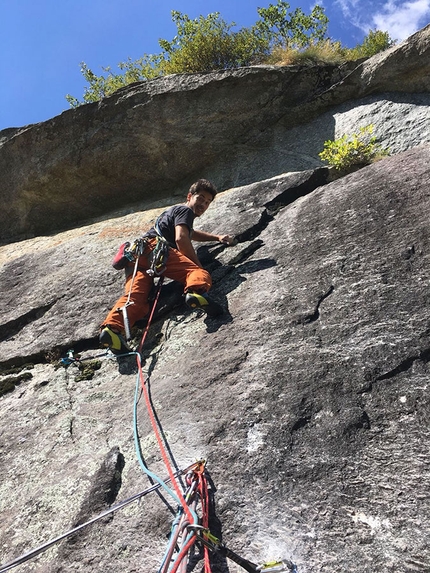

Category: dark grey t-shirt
[147, 205, 195, 248]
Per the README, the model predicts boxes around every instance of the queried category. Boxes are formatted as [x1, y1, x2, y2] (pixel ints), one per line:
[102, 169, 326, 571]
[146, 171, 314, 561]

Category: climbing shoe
[185, 292, 224, 318]
[99, 326, 130, 355]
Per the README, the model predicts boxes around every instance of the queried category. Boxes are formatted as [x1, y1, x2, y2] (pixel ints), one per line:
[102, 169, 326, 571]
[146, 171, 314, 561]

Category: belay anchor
[188, 525, 297, 573]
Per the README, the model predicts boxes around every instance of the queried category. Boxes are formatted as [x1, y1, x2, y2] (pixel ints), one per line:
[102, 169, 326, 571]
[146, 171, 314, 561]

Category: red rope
[136, 355, 194, 526]
[168, 533, 198, 573]
[138, 277, 164, 353]
[135, 276, 195, 526]
[197, 469, 212, 573]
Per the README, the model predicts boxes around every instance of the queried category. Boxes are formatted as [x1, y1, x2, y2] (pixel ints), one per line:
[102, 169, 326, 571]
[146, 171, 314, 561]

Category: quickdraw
[146, 214, 170, 277]
[146, 235, 169, 277]
[60, 349, 118, 368]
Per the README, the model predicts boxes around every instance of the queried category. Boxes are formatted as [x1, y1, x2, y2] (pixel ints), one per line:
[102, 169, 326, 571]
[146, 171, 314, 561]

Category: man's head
[189, 179, 217, 199]
[187, 179, 217, 217]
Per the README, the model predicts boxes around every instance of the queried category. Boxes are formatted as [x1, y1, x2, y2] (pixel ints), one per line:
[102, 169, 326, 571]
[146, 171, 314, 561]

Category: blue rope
[132, 356, 198, 572]
[132, 359, 182, 504]
[130, 276, 200, 571]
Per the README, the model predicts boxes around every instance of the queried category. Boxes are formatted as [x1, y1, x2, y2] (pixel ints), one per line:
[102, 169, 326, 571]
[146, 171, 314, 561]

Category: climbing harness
[113, 216, 170, 276]
[114, 221, 169, 342]
[146, 215, 170, 277]
[146, 235, 169, 277]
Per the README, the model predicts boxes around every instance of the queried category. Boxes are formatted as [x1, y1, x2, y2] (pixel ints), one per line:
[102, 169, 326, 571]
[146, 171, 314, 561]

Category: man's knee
[186, 268, 212, 293]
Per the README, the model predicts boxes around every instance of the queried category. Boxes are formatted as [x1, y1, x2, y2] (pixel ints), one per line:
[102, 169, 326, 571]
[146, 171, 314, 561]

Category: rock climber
[100, 178, 236, 354]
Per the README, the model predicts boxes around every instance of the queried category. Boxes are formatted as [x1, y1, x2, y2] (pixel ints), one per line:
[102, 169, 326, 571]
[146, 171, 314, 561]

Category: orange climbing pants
[102, 239, 212, 333]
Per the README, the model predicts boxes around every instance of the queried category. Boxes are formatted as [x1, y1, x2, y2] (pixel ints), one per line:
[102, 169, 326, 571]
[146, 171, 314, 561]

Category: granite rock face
[0, 25, 429, 242]
[1, 145, 430, 572]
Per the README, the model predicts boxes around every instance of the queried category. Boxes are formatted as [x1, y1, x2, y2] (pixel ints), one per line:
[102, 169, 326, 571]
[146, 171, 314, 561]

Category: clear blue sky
[1, 0, 429, 130]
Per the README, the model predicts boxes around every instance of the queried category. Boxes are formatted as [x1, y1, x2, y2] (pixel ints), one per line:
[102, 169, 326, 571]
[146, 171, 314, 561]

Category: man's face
[186, 189, 213, 217]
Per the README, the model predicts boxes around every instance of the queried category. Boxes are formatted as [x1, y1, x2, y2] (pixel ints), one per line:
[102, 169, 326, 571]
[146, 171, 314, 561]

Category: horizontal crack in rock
[376, 347, 430, 382]
[0, 301, 57, 342]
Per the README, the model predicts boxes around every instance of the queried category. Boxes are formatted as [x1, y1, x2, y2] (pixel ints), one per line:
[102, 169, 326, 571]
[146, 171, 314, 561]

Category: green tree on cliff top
[66, 1, 394, 107]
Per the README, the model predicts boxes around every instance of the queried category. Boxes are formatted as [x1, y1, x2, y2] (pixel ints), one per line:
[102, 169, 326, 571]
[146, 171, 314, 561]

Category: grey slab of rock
[1, 145, 430, 572]
[0, 169, 327, 367]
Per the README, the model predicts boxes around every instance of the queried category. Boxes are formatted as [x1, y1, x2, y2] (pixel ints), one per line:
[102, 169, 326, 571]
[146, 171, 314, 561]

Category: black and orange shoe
[99, 326, 131, 354]
[185, 292, 224, 318]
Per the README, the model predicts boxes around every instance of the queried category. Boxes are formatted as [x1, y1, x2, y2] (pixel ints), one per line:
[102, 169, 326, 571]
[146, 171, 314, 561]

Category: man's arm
[192, 229, 236, 245]
[175, 224, 203, 267]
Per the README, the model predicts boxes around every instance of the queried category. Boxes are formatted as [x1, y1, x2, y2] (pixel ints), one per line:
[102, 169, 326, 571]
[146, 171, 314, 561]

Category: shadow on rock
[117, 354, 139, 375]
[118, 253, 277, 350]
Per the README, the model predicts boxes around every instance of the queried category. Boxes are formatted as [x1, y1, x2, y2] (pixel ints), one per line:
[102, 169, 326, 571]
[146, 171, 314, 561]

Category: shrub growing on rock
[319, 125, 390, 170]
[158, 11, 268, 74]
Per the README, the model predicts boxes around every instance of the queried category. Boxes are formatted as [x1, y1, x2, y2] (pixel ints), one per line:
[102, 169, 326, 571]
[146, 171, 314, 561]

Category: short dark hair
[189, 178, 217, 199]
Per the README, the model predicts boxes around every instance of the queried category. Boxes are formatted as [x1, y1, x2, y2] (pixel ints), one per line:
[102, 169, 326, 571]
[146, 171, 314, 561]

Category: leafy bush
[255, 1, 328, 50]
[66, 2, 329, 106]
[318, 125, 390, 170]
[66, 56, 165, 106]
[157, 11, 268, 74]
[344, 30, 394, 60]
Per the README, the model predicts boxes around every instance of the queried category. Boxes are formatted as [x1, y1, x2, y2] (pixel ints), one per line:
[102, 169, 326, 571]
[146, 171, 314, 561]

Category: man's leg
[164, 248, 223, 316]
[163, 247, 212, 293]
[100, 267, 154, 352]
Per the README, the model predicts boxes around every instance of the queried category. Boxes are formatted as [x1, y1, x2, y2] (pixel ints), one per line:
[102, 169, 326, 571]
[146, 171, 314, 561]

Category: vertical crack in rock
[294, 285, 335, 325]
[63, 369, 76, 443]
[235, 209, 274, 243]
[202, 171, 331, 298]
[264, 169, 329, 216]
[235, 169, 329, 245]
[72, 446, 125, 529]
[225, 239, 265, 266]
